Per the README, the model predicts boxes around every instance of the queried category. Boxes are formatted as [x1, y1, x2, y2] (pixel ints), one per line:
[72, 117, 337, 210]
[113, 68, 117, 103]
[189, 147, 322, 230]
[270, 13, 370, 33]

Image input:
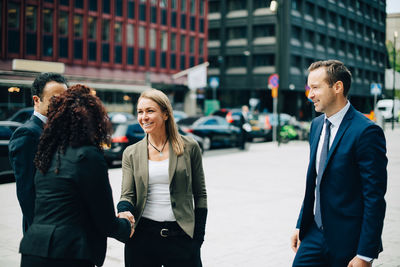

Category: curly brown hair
[35, 84, 111, 174]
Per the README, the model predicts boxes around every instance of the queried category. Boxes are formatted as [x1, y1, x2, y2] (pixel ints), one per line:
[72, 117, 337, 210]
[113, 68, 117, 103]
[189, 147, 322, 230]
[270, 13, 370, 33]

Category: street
[1, 127, 399, 267]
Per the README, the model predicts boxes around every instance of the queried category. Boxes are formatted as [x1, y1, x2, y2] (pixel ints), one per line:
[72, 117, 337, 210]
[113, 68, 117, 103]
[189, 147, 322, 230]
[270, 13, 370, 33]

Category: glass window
[160, 0, 168, 7]
[103, 0, 110, 14]
[161, 31, 168, 51]
[60, 0, 69, 5]
[209, 1, 219, 13]
[140, 2, 146, 21]
[254, 54, 274, 66]
[227, 0, 246, 11]
[291, 26, 301, 40]
[226, 55, 246, 67]
[199, 38, 204, 55]
[171, 33, 176, 50]
[59, 11, 68, 36]
[127, 24, 134, 46]
[291, 0, 300, 11]
[89, 0, 97, 11]
[209, 28, 219, 40]
[139, 26, 146, 47]
[102, 19, 110, 41]
[190, 37, 195, 53]
[190, 0, 196, 14]
[43, 9, 53, 33]
[181, 0, 186, 12]
[115, 22, 122, 43]
[75, 0, 83, 9]
[128, 0, 135, 19]
[200, 0, 205, 15]
[88, 16, 97, 39]
[253, 25, 274, 38]
[150, 28, 156, 49]
[254, 0, 271, 9]
[227, 27, 247, 39]
[26, 6, 37, 31]
[116, 0, 123, 16]
[180, 35, 186, 52]
[74, 15, 83, 37]
[305, 2, 314, 16]
[8, 2, 19, 28]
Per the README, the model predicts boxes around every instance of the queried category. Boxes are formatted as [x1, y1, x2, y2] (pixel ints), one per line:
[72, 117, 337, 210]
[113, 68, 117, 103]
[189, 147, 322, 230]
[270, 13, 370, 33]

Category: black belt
[138, 217, 186, 238]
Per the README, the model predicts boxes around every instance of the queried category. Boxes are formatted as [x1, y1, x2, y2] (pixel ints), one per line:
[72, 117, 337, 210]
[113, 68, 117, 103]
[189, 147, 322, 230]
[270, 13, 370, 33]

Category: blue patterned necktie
[315, 119, 331, 229]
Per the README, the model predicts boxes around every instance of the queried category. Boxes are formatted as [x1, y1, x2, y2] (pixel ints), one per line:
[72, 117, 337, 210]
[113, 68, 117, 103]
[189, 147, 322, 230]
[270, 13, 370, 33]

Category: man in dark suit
[291, 60, 387, 267]
[9, 73, 68, 233]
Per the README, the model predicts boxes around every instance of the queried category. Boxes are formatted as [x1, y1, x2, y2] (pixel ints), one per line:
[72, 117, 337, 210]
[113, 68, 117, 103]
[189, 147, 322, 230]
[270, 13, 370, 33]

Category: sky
[386, 0, 400, 14]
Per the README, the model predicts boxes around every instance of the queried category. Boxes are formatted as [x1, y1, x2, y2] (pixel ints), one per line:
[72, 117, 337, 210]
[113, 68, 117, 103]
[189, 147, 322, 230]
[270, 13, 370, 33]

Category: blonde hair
[138, 89, 184, 156]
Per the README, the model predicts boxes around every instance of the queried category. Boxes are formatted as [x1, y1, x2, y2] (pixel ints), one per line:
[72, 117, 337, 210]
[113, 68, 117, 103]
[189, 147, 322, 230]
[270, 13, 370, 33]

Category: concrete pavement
[1, 127, 399, 266]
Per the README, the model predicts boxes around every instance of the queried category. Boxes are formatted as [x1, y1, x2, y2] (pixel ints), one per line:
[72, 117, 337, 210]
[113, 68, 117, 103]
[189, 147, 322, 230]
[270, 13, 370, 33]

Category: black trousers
[125, 218, 202, 267]
[21, 254, 94, 267]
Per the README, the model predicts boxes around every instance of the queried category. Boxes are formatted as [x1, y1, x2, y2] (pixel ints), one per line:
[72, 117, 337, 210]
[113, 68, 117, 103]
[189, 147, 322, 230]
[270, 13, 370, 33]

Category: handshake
[118, 211, 135, 238]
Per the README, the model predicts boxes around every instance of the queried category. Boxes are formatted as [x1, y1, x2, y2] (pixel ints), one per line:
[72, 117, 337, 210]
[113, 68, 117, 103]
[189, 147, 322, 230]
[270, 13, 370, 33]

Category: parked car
[376, 99, 400, 121]
[212, 108, 272, 142]
[178, 116, 241, 149]
[108, 112, 134, 123]
[0, 121, 22, 183]
[7, 107, 34, 123]
[173, 110, 188, 122]
[104, 119, 207, 166]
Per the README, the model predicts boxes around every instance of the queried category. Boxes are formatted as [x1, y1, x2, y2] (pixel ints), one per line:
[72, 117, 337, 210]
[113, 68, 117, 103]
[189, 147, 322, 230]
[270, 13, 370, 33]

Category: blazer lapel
[309, 118, 324, 173]
[136, 136, 149, 190]
[324, 105, 354, 172]
[168, 141, 177, 184]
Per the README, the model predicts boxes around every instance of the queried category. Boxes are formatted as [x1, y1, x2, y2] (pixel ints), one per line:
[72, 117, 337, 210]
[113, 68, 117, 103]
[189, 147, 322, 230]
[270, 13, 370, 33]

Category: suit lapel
[136, 136, 149, 191]
[31, 115, 44, 129]
[324, 106, 354, 169]
[168, 141, 177, 184]
[309, 117, 324, 173]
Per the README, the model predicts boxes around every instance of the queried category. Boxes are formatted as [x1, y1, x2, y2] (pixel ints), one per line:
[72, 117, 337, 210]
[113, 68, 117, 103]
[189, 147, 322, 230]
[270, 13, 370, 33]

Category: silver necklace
[148, 138, 168, 157]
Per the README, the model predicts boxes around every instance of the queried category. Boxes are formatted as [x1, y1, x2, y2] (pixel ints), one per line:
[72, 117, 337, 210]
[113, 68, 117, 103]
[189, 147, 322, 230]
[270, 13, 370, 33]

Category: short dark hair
[31, 72, 68, 99]
[308, 60, 352, 97]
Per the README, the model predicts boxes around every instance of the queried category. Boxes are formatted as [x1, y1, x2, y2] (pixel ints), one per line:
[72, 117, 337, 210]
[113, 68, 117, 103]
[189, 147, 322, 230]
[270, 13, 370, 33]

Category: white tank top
[142, 159, 176, 222]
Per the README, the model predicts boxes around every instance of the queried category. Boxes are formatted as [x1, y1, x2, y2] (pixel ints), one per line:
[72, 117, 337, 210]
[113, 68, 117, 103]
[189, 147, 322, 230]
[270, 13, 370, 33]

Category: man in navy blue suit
[9, 73, 68, 233]
[291, 60, 387, 267]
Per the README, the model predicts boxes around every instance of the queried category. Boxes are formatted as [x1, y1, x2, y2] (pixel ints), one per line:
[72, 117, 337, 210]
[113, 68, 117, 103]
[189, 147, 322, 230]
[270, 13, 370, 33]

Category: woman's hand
[118, 211, 135, 237]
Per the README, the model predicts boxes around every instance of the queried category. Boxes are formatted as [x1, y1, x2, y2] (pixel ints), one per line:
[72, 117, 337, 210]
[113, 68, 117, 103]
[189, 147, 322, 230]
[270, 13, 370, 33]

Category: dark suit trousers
[292, 222, 350, 267]
[21, 255, 94, 267]
[125, 218, 201, 267]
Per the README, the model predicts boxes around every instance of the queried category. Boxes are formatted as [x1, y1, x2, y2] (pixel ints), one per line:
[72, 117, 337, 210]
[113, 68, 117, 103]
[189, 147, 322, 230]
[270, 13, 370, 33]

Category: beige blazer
[120, 135, 207, 238]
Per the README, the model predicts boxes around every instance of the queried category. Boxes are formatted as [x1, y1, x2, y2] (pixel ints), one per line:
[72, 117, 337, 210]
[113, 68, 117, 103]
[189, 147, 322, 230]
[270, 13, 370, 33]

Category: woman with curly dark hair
[19, 84, 134, 267]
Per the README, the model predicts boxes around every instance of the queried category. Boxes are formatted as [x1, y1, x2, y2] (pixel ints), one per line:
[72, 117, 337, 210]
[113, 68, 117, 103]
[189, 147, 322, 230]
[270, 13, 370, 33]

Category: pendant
[159, 152, 163, 157]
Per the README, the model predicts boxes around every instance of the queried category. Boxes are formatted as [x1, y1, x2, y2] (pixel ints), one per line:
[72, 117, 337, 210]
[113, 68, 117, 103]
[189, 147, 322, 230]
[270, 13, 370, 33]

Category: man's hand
[347, 256, 372, 267]
[291, 229, 301, 253]
[118, 211, 135, 238]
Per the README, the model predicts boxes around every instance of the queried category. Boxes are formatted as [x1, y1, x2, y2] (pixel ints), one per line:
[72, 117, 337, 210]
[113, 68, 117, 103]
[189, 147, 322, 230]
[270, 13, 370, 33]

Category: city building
[207, 0, 387, 120]
[0, 0, 208, 119]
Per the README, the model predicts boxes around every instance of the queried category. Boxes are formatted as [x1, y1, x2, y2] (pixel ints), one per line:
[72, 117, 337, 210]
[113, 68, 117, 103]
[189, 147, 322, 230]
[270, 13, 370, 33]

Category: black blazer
[19, 146, 131, 266]
[9, 115, 43, 232]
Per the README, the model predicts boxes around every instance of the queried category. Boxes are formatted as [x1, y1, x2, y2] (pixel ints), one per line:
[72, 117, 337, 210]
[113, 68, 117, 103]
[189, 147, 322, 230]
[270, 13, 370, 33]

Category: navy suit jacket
[296, 105, 387, 260]
[9, 115, 43, 233]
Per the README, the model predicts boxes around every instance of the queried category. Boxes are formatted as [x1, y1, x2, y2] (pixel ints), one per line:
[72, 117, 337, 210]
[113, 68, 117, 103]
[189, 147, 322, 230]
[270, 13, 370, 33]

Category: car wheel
[203, 137, 211, 150]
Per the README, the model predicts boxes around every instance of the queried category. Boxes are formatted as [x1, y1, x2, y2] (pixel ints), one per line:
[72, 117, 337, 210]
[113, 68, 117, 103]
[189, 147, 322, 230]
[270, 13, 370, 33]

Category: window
[291, 26, 301, 40]
[305, 30, 314, 43]
[140, 0, 146, 21]
[103, 0, 110, 14]
[291, 55, 301, 69]
[180, 35, 186, 69]
[209, 29, 219, 40]
[116, 0, 123, 16]
[253, 54, 274, 66]
[102, 19, 110, 62]
[127, 24, 135, 65]
[89, 0, 97, 11]
[43, 9, 53, 57]
[199, 38, 204, 55]
[161, 31, 167, 68]
[190, 36, 195, 54]
[291, 0, 300, 11]
[200, 0, 205, 15]
[180, 35, 186, 52]
[209, 1, 220, 13]
[114, 22, 123, 63]
[190, 0, 196, 14]
[88, 16, 97, 61]
[227, 55, 246, 67]
[305, 2, 314, 17]
[58, 11, 69, 58]
[7, 1, 20, 54]
[170, 33, 177, 69]
[227, 0, 246, 11]
[75, 0, 83, 9]
[227, 27, 246, 39]
[73, 14, 83, 59]
[128, 0, 135, 19]
[139, 26, 146, 66]
[253, 25, 274, 38]
[26, 6, 37, 55]
[254, 0, 271, 9]
[150, 29, 157, 67]
[151, 2, 157, 24]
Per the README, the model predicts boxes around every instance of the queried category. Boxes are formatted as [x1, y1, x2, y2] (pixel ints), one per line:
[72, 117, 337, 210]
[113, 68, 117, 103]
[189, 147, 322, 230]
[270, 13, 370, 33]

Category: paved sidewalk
[1, 127, 399, 266]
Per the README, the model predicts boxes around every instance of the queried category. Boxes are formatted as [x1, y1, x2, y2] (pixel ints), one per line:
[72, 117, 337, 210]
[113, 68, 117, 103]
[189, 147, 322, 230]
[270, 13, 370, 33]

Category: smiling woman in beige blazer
[117, 89, 207, 267]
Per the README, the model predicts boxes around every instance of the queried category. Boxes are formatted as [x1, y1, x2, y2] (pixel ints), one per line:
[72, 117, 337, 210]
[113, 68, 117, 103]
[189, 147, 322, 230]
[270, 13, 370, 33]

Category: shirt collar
[33, 111, 48, 124]
[325, 101, 350, 128]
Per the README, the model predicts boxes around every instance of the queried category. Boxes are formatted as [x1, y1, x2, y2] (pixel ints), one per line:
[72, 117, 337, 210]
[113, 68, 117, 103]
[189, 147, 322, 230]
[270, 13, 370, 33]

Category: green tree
[386, 40, 400, 72]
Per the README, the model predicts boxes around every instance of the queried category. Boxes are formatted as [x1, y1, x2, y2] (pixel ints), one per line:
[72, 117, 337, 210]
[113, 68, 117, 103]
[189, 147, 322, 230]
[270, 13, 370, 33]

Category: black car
[178, 116, 241, 149]
[104, 120, 145, 166]
[104, 120, 207, 166]
[0, 121, 22, 183]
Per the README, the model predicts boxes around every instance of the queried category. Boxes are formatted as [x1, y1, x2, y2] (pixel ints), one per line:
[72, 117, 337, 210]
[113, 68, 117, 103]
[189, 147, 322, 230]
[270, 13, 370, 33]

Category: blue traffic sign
[209, 77, 219, 89]
[370, 83, 382, 95]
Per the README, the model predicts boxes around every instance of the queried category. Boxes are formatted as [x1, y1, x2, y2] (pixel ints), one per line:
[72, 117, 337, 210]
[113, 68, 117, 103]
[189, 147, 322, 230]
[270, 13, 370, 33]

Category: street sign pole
[272, 94, 278, 142]
[268, 74, 279, 143]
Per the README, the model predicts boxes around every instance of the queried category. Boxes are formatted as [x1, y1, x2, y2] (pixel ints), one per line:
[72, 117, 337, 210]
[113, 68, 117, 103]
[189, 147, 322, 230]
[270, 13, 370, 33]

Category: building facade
[207, 0, 387, 120]
[0, 0, 208, 119]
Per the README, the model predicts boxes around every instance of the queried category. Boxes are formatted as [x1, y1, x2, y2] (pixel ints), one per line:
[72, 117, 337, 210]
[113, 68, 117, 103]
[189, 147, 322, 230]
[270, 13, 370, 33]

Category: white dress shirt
[33, 111, 48, 124]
